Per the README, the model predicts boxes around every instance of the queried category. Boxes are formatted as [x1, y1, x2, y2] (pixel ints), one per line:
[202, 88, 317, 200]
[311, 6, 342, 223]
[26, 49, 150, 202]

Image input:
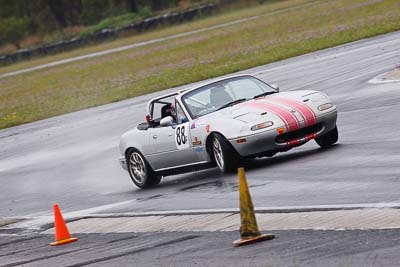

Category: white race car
[119, 75, 338, 188]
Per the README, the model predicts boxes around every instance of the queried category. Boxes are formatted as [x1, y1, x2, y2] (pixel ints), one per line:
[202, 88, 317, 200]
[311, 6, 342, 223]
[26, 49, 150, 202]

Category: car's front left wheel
[127, 149, 161, 189]
[211, 134, 240, 173]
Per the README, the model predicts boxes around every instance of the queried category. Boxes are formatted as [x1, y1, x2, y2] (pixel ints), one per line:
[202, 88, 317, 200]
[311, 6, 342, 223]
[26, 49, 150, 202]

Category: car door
[146, 102, 199, 171]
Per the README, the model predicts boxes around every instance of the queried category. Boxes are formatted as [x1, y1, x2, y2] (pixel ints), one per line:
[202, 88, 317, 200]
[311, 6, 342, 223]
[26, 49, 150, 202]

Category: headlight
[318, 103, 333, 111]
[251, 121, 273, 131]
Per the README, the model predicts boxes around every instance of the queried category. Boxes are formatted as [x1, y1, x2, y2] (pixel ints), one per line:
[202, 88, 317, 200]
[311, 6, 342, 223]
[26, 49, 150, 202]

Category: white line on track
[4, 201, 400, 233]
[43, 208, 400, 233]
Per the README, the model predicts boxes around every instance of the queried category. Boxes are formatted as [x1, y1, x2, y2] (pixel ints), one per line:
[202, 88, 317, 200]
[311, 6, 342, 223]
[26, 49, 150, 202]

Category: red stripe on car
[272, 97, 317, 126]
[243, 100, 300, 132]
[305, 133, 317, 141]
[287, 133, 317, 146]
[287, 139, 300, 146]
[242, 102, 289, 131]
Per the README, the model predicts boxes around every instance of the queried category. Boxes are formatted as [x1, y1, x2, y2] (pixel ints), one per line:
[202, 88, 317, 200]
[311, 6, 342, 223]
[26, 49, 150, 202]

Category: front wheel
[211, 134, 240, 173]
[315, 126, 338, 148]
[127, 149, 161, 189]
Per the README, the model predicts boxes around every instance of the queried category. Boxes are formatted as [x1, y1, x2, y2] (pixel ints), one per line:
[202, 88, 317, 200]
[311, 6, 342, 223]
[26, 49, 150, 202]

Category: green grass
[1, 0, 400, 129]
[0, 0, 308, 75]
[80, 7, 151, 38]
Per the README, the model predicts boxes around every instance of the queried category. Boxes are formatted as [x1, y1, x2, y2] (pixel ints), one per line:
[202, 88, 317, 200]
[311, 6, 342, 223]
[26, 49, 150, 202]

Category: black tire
[126, 149, 161, 189]
[210, 134, 241, 173]
[315, 126, 338, 148]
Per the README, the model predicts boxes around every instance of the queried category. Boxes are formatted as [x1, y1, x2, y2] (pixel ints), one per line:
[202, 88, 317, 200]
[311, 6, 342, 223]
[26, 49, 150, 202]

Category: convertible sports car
[119, 74, 338, 188]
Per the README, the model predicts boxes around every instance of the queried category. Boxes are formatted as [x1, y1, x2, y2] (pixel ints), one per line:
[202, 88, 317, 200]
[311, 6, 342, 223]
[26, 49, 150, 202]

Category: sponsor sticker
[192, 136, 202, 146]
[195, 147, 204, 153]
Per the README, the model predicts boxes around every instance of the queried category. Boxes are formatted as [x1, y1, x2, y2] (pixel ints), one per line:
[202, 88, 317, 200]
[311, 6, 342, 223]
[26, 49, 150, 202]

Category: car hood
[192, 90, 331, 139]
[207, 90, 324, 122]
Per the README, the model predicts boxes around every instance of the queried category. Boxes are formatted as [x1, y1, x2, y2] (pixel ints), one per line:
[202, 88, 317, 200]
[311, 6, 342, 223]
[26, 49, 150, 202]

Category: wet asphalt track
[1, 230, 400, 267]
[1, 31, 400, 219]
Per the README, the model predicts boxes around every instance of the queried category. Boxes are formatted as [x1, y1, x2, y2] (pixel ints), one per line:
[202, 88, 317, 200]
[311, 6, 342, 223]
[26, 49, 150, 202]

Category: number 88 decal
[175, 124, 189, 149]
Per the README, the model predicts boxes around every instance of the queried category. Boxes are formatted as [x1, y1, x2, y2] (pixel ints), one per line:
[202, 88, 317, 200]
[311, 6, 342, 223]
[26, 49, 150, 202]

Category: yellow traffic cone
[233, 167, 274, 246]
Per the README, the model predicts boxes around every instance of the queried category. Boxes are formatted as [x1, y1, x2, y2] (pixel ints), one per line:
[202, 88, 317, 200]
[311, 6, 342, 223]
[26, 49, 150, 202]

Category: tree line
[0, 0, 195, 48]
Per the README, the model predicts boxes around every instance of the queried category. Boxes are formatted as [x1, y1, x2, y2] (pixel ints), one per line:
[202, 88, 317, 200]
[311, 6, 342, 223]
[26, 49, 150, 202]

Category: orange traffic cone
[233, 168, 274, 246]
[50, 204, 78, 246]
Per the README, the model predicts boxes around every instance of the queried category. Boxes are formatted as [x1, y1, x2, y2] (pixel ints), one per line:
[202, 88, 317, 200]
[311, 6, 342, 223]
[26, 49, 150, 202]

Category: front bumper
[230, 109, 337, 157]
[119, 156, 127, 170]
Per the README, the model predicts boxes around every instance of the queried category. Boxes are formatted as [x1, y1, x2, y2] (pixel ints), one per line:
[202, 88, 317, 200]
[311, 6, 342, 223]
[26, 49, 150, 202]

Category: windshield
[181, 76, 276, 118]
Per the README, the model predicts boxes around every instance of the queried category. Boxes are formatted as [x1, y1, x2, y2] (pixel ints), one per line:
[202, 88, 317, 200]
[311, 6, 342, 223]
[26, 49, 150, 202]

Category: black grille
[275, 123, 323, 143]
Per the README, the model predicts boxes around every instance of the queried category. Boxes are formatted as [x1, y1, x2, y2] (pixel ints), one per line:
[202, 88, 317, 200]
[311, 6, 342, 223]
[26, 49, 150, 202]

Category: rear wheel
[315, 126, 338, 148]
[127, 149, 161, 189]
[211, 134, 240, 173]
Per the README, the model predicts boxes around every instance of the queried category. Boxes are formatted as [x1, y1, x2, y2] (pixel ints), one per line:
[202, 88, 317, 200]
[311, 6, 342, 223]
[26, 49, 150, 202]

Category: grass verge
[0, 0, 306, 75]
[1, 0, 400, 129]
[80, 7, 152, 38]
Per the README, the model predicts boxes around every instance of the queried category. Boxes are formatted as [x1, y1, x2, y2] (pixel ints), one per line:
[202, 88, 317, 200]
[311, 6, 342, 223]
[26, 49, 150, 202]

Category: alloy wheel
[129, 152, 146, 184]
[213, 138, 224, 170]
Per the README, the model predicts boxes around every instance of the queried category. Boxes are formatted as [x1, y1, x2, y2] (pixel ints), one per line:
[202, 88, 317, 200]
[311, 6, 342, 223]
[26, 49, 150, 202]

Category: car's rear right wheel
[211, 134, 240, 173]
[127, 149, 161, 189]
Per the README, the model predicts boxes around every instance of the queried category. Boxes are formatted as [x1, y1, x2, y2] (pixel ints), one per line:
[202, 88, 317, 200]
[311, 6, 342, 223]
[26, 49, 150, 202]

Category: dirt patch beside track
[382, 68, 400, 80]
[0, 218, 19, 227]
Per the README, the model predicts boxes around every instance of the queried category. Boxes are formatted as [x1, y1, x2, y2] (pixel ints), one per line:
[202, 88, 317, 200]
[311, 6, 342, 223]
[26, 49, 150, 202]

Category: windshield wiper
[253, 91, 276, 99]
[217, 98, 247, 111]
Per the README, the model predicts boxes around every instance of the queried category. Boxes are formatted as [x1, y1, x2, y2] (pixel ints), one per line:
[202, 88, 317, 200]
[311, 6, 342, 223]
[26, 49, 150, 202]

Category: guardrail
[0, 3, 216, 66]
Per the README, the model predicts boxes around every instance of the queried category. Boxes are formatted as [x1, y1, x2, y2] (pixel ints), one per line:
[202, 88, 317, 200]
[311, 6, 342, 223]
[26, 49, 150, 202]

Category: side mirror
[160, 116, 174, 127]
[270, 83, 279, 92]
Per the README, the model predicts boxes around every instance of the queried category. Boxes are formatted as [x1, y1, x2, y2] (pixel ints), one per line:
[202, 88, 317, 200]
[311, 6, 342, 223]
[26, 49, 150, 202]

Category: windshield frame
[181, 75, 277, 120]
